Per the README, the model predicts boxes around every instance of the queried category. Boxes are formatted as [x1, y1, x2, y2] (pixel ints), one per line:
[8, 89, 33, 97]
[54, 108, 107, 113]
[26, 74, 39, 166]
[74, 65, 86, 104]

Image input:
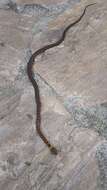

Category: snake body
[27, 4, 96, 155]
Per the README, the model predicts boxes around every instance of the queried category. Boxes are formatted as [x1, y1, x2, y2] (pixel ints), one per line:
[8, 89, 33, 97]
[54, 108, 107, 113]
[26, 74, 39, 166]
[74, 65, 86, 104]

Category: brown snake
[27, 3, 96, 155]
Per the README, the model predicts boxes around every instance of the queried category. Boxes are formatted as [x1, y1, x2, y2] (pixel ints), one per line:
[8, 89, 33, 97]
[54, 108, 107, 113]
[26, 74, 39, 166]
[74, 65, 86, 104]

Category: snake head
[50, 146, 58, 155]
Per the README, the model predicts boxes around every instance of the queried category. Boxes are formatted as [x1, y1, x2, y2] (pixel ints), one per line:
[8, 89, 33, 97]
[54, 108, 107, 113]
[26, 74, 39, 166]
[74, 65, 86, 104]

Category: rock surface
[0, 0, 107, 190]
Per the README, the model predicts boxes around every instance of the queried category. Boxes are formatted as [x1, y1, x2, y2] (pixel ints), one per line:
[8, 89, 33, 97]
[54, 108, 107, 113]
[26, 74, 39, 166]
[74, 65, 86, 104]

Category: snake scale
[27, 3, 96, 155]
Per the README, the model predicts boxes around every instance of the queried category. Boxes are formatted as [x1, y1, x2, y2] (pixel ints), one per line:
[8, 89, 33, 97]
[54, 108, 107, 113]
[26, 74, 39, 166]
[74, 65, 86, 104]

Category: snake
[27, 3, 96, 155]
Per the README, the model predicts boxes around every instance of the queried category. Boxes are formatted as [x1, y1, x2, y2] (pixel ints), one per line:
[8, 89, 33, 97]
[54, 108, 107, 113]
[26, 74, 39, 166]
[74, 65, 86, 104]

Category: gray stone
[0, 0, 107, 189]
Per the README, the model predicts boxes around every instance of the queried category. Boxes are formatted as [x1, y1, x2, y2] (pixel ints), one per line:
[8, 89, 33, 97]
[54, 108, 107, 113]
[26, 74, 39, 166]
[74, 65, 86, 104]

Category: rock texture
[0, 0, 107, 190]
